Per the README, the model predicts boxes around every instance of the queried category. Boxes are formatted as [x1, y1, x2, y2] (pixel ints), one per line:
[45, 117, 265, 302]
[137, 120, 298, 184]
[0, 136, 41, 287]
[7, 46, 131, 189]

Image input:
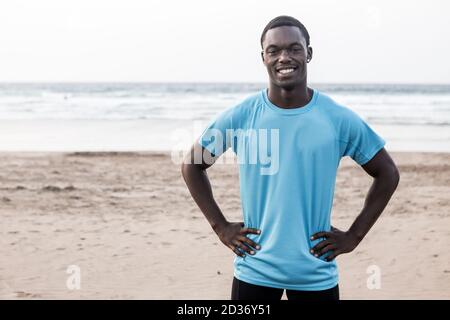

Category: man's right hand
[214, 221, 261, 257]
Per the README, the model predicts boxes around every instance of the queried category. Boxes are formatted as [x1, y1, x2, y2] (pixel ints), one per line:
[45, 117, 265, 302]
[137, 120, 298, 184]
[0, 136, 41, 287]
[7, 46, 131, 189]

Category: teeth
[278, 68, 294, 74]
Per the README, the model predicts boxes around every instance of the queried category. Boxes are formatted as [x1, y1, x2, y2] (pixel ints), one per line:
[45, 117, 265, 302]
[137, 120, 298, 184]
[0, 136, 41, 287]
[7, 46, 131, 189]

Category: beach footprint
[15, 291, 42, 298]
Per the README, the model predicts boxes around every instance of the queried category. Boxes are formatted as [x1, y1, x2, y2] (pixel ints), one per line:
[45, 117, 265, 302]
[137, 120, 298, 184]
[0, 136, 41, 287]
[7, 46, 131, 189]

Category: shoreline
[0, 119, 449, 153]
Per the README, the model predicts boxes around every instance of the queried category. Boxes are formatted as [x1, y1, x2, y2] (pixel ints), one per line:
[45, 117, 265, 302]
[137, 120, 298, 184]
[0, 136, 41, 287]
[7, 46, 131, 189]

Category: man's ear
[307, 46, 313, 63]
[261, 50, 265, 63]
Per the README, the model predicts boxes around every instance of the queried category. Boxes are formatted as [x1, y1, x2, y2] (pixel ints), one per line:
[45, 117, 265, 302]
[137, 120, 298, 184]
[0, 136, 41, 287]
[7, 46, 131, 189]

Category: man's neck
[268, 83, 313, 109]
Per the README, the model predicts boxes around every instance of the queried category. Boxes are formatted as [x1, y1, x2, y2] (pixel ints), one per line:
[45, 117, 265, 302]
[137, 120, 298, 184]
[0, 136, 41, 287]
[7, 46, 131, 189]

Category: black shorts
[231, 276, 339, 301]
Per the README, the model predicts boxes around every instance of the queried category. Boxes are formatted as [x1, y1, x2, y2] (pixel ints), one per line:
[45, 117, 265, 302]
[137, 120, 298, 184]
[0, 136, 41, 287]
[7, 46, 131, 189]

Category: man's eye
[268, 50, 279, 55]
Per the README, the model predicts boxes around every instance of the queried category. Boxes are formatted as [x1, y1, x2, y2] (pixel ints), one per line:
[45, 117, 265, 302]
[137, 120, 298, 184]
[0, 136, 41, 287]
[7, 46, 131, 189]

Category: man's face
[261, 26, 312, 90]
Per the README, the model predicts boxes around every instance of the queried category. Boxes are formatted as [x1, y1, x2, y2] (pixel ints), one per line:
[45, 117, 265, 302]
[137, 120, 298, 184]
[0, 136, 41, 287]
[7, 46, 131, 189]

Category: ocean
[0, 82, 449, 152]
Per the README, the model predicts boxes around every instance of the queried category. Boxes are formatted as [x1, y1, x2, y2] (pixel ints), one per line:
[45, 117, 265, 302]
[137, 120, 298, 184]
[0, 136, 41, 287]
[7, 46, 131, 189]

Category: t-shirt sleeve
[198, 107, 235, 158]
[339, 109, 386, 165]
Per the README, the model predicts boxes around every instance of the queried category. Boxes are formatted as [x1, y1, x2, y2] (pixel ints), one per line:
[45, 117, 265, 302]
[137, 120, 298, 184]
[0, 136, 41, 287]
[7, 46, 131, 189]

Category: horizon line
[0, 81, 450, 86]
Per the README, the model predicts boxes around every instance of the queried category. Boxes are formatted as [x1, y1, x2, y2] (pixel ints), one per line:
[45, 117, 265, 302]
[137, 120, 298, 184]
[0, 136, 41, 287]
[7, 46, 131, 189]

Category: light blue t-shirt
[199, 88, 386, 291]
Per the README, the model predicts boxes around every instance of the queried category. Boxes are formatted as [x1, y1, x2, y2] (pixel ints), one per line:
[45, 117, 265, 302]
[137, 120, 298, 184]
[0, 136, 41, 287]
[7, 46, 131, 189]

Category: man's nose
[278, 49, 292, 62]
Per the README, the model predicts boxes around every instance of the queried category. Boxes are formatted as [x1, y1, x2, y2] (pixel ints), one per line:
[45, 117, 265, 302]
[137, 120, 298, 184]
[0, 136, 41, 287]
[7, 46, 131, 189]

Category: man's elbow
[181, 153, 203, 181]
[383, 165, 400, 191]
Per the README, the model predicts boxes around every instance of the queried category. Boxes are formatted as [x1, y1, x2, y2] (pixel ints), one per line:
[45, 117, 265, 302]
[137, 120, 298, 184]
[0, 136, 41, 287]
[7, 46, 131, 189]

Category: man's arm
[181, 142, 261, 257]
[181, 142, 227, 232]
[310, 148, 400, 261]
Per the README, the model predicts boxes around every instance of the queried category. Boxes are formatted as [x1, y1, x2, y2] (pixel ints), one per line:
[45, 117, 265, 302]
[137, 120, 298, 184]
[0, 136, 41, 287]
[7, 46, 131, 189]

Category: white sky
[0, 0, 449, 83]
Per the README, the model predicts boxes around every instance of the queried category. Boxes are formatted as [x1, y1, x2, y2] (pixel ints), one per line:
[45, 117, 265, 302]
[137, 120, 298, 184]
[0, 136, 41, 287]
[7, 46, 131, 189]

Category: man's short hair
[260, 15, 310, 48]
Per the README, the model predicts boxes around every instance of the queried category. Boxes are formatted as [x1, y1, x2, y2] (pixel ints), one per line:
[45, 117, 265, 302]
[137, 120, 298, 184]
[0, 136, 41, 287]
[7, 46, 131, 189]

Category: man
[181, 15, 400, 301]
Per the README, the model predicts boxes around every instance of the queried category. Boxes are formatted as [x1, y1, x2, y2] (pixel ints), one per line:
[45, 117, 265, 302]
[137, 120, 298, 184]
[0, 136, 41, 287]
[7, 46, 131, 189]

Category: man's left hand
[310, 226, 360, 262]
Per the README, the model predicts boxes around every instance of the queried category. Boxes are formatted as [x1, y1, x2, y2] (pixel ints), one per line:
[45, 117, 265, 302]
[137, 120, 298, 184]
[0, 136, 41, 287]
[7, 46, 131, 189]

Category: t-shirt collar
[262, 88, 318, 115]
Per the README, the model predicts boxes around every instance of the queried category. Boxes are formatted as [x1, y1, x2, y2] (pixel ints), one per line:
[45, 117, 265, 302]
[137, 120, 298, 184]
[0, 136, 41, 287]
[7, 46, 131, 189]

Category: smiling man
[181, 15, 400, 300]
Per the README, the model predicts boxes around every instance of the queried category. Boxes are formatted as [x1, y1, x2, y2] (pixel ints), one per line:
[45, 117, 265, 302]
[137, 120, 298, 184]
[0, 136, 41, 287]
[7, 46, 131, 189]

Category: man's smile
[276, 65, 298, 76]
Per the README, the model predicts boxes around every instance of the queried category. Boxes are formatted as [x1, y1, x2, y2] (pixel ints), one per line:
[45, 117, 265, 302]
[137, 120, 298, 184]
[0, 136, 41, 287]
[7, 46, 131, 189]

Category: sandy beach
[0, 150, 449, 299]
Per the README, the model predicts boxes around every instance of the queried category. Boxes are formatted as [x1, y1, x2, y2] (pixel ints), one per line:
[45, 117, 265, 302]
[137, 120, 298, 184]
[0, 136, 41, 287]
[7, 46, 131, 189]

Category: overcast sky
[0, 0, 449, 83]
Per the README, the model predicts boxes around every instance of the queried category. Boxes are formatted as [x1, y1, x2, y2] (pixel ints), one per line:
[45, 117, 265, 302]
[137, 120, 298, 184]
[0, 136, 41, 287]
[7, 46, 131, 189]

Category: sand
[0, 151, 449, 299]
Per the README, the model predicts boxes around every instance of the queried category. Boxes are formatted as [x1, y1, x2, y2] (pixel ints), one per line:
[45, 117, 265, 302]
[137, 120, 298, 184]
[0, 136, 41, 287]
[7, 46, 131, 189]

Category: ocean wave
[0, 83, 450, 125]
